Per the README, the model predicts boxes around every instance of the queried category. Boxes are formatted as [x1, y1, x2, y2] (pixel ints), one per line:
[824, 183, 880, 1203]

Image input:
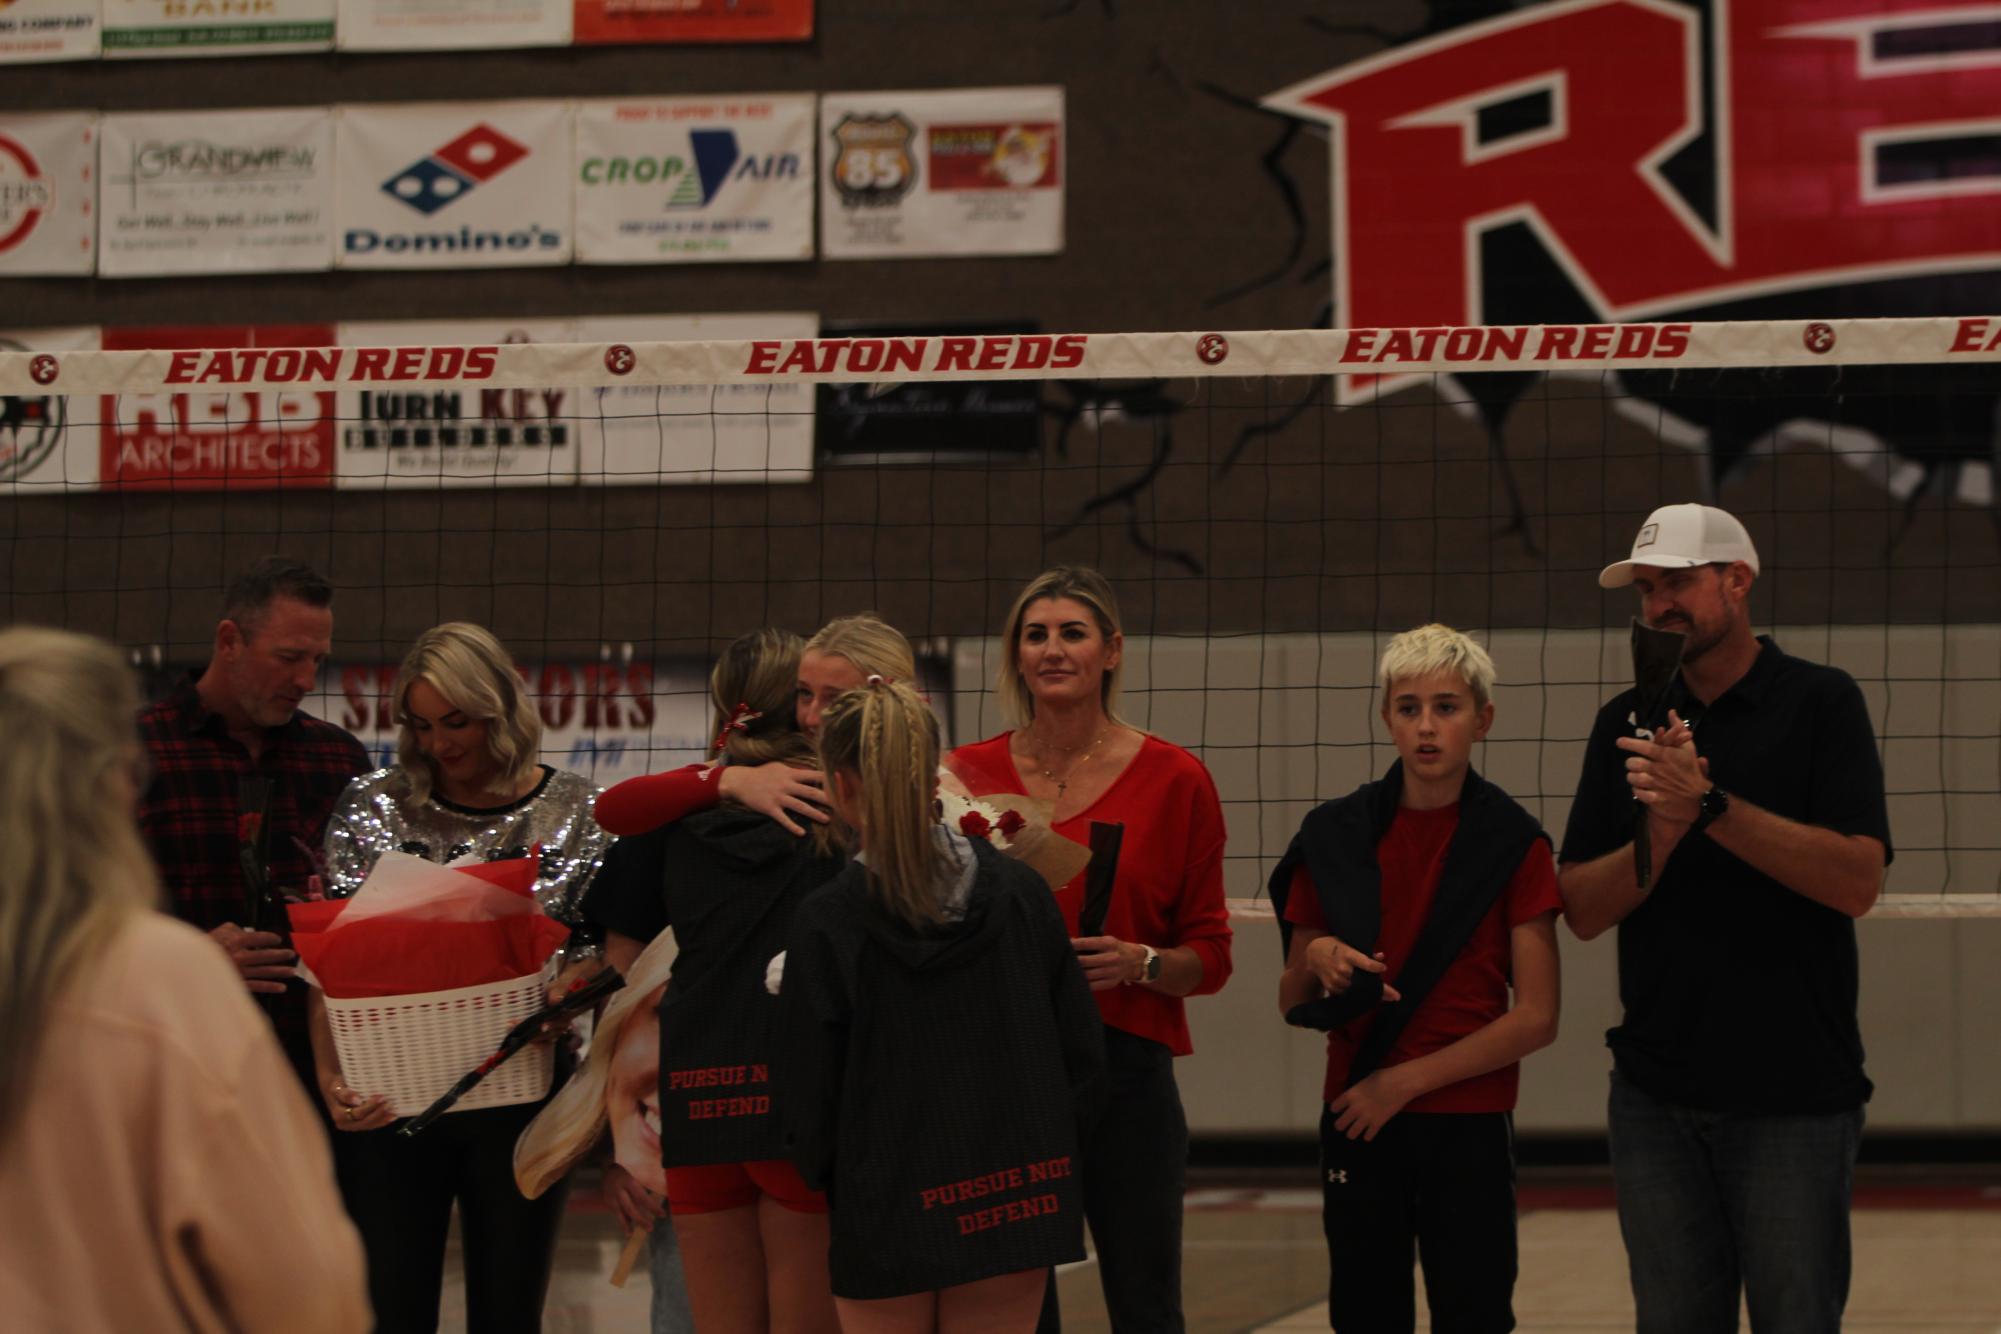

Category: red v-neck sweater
[949, 732, 1232, 1056]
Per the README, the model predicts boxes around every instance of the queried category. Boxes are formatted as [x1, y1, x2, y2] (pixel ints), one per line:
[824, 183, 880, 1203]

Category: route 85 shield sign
[830, 113, 914, 209]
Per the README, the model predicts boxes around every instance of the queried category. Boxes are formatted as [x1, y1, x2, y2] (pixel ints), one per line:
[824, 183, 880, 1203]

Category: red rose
[996, 810, 1027, 839]
[959, 810, 993, 840]
[237, 812, 262, 843]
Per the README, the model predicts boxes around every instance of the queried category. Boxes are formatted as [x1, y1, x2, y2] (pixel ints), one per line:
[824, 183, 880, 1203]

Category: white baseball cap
[1599, 503, 1760, 588]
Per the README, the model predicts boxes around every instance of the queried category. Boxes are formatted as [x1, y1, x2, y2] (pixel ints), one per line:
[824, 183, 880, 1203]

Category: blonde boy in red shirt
[1273, 624, 1562, 1333]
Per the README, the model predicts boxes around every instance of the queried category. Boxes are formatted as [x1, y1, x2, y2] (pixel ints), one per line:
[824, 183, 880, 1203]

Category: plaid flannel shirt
[137, 673, 370, 1063]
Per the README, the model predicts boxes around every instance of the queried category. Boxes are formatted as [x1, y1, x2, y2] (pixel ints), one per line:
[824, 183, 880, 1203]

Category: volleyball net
[2, 315, 1996, 915]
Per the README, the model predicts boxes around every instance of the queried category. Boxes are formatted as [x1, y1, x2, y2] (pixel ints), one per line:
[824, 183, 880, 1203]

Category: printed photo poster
[0, 325, 98, 495]
[573, 0, 808, 46]
[102, 0, 333, 57]
[573, 311, 816, 487]
[99, 324, 338, 491]
[335, 101, 572, 269]
[820, 86, 1064, 260]
[0, 0, 100, 63]
[99, 108, 334, 278]
[337, 0, 567, 51]
[575, 95, 813, 265]
[0, 112, 95, 276]
[333, 317, 584, 490]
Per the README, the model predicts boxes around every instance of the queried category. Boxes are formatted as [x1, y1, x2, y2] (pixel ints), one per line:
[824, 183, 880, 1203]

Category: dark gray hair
[222, 556, 334, 637]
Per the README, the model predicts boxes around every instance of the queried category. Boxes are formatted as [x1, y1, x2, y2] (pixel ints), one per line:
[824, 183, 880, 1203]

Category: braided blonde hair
[816, 677, 950, 930]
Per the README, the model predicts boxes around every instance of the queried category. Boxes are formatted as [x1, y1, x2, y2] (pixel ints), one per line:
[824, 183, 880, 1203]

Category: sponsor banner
[0, 112, 96, 276]
[0, 325, 97, 494]
[98, 324, 337, 490]
[335, 318, 581, 490]
[818, 320, 1042, 459]
[99, 108, 334, 277]
[574, 95, 813, 265]
[335, 101, 572, 269]
[19, 318, 2001, 397]
[336, 0, 567, 51]
[0, 0, 100, 63]
[572, 0, 809, 46]
[572, 312, 816, 486]
[102, 0, 333, 56]
[820, 86, 1063, 260]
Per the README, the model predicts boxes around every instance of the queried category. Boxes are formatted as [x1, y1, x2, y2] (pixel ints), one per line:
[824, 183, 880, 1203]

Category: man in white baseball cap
[1556, 503, 1890, 1334]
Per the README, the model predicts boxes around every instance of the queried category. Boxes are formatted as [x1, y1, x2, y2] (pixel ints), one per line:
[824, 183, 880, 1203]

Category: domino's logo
[382, 124, 529, 215]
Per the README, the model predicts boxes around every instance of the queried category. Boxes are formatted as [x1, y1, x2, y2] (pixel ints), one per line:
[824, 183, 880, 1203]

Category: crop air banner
[334, 318, 583, 490]
[0, 113, 96, 276]
[102, 0, 334, 57]
[99, 108, 334, 277]
[572, 0, 808, 46]
[572, 312, 816, 486]
[0, 0, 99, 63]
[0, 325, 97, 495]
[98, 324, 338, 491]
[336, 0, 567, 50]
[820, 86, 1063, 260]
[335, 101, 572, 269]
[574, 95, 813, 264]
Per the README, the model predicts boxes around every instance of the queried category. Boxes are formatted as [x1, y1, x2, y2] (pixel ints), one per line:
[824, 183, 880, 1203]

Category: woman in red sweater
[946, 566, 1232, 1334]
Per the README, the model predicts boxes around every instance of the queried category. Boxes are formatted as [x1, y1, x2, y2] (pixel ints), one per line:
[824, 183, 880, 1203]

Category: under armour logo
[1327, 1169, 1347, 1185]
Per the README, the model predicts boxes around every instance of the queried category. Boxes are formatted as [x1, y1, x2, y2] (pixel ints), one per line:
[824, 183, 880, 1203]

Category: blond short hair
[392, 622, 542, 807]
[996, 566, 1128, 727]
[1378, 624, 1496, 708]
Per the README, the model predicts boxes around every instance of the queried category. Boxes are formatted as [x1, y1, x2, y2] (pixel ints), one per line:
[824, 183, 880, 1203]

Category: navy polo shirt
[1560, 637, 1891, 1115]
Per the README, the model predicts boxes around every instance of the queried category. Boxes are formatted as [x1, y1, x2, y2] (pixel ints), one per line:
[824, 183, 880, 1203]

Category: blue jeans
[1607, 1071, 1863, 1334]
[649, 1214, 695, 1334]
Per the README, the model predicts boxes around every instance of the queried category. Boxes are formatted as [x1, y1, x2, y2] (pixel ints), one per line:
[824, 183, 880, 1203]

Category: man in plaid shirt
[138, 557, 370, 1089]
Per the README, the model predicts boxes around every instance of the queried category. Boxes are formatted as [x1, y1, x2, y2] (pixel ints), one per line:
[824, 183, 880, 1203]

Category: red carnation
[958, 810, 993, 840]
[996, 810, 1027, 839]
[237, 812, 263, 843]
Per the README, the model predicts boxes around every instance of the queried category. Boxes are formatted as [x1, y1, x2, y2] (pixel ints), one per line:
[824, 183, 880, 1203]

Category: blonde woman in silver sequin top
[310, 621, 609, 1334]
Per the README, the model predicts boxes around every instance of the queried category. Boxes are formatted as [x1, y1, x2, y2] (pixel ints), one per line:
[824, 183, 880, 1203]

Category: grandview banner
[334, 317, 583, 490]
[336, 0, 567, 50]
[820, 86, 1064, 260]
[102, 0, 334, 57]
[334, 101, 572, 269]
[99, 108, 334, 277]
[574, 95, 813, 265]
[0, 112, 96, 276]
[572, 311, 816, 486]
[0, 325, 97, 494]
[0, 0, 99, 63]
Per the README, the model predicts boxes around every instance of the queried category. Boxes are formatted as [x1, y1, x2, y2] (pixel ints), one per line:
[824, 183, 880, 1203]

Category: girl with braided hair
[779, 676, 1104, 1332]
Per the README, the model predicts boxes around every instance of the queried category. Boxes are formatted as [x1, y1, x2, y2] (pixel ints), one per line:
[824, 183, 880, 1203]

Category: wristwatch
[1138, 945, 1161, 984]
[1693, 785, 1730, 833]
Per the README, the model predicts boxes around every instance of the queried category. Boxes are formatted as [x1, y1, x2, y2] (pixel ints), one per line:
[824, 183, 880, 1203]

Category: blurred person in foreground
[0, 626, 368, 1332]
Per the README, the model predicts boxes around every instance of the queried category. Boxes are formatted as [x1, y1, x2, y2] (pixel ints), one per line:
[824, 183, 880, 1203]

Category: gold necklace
[1031, 726, 1109, 797]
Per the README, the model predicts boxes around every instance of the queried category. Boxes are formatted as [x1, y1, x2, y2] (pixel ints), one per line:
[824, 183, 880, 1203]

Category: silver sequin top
[322, 766, 610, 933]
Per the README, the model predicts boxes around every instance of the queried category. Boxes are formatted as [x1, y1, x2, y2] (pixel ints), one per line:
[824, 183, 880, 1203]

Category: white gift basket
[323, 963, 555, 1119]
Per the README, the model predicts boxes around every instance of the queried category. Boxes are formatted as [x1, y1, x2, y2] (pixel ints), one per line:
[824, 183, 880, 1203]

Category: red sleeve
[1504, 837, 1563, 926]
[1171, 758, 1234, 997]
[1282, 863, 1326, 929]
[592, 764, 720, 837]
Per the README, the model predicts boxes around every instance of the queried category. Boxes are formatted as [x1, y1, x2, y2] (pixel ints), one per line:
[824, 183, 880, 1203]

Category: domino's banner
[335, 101, 572, 269]
[0, 325, 97, 495]
[571, 311, 817, 486]
[0, 113, 96, 276]
[820, 86, 1064, 260]
[574, 95, 813, 265]
[102, 0, 333, 56]
[99, 108, 334, 277]
[0, 0, 99, 63]
[336, 0, 567, 50]
[333, 317, 582, 490]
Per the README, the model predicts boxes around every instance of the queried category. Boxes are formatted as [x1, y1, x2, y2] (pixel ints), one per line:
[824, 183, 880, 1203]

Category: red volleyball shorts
[664, 1159, 829, 1217]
